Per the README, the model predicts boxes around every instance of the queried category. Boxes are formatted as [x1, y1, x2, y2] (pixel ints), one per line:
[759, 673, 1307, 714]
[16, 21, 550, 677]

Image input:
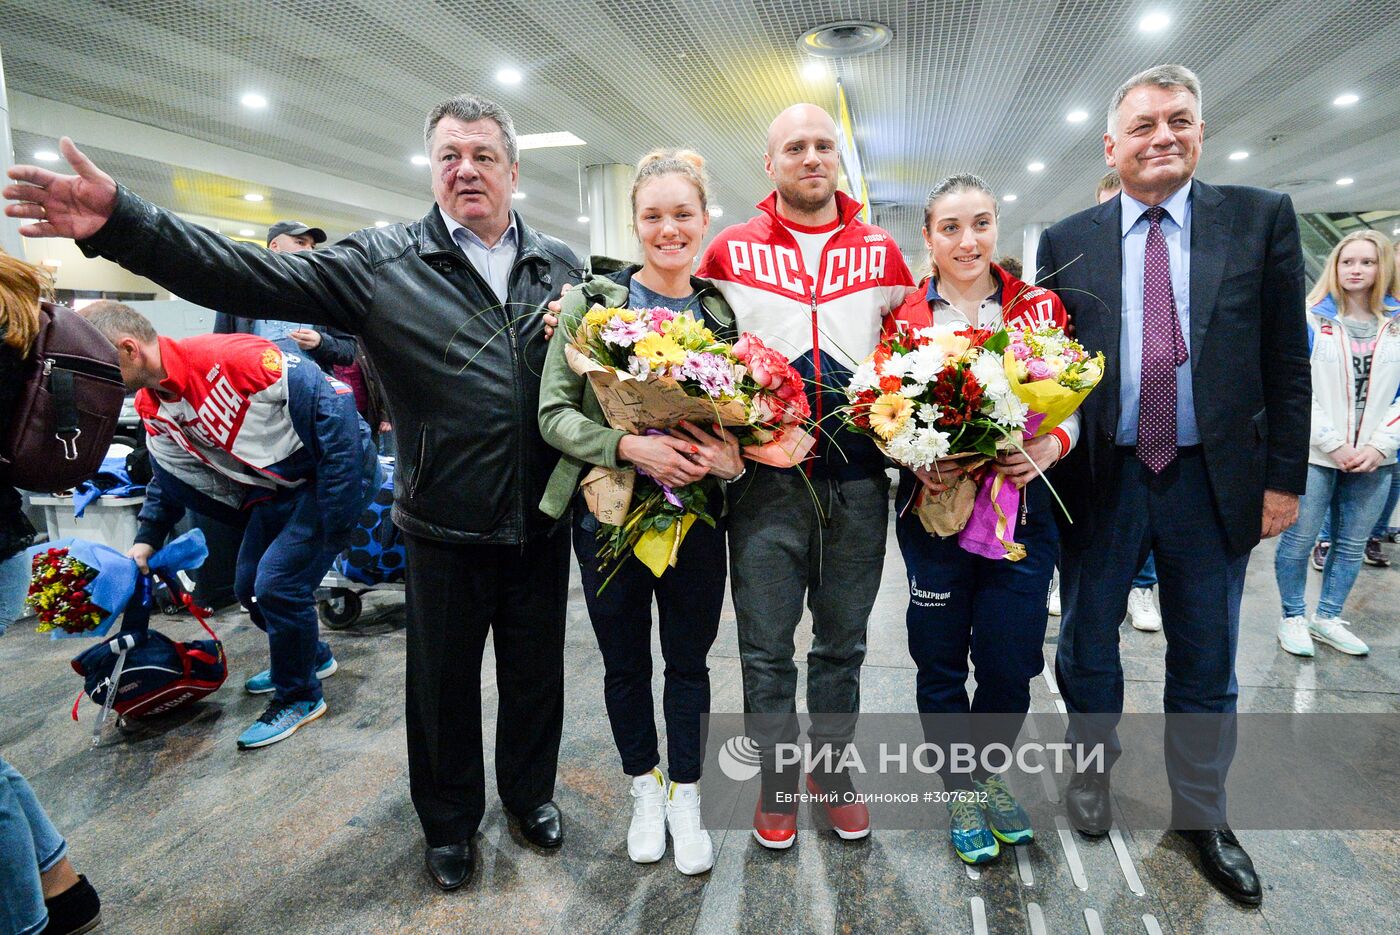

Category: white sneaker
[627, 769, 667, 863]
[1127, 587, 1162, 632]
[1308, 615, 1369, 656]
[666, 782, 715, 875]
[1048, 584, 1061, 616]
[1277, 615, 1314, 657]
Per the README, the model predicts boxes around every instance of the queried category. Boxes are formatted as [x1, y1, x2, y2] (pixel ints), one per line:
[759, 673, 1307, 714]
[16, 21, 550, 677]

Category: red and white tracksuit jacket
[698, 191, 913, 479]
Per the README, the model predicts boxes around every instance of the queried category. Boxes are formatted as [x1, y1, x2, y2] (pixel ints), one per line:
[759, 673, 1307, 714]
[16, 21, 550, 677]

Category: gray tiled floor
[1, 525, 1396, 934]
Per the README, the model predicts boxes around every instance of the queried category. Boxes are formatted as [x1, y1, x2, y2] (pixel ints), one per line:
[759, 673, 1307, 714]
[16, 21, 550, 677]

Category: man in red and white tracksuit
[697, 104, 913, 849]
[83, 302, 378, 751]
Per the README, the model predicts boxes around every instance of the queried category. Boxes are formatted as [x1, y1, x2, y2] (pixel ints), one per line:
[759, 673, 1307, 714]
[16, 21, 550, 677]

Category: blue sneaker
[244, 655, 338, 695]
[948, 797, 1000, 864]
[975, 774, 1034, 844]
[236, 698, 327, 749]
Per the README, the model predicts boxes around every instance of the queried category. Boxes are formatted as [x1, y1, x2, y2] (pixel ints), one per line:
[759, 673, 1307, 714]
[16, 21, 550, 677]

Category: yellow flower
[663, 315, 715, 349]
[632, 333, 688, 368]
[868, 393, 914, 441]
[922, 327, 972, 360]
[584, 306, 635, 328]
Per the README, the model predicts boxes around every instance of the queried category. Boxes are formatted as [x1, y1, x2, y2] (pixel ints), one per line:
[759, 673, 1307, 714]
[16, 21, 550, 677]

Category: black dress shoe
[510, 800, 564, 848]
[1064, 771, 1112, 837]
[424, 840, 476, 891]
[1177, 827, 1263, 906]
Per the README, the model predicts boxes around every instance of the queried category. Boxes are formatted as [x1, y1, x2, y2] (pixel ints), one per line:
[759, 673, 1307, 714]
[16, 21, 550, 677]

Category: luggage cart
[315, 569, 404, 629]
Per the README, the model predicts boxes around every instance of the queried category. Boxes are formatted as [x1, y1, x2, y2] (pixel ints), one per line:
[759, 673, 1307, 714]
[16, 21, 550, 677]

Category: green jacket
[537, 268, 738, 520]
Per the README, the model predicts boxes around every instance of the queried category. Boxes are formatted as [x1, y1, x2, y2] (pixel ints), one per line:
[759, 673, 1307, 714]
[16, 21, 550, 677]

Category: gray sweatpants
[727, 467, 890, 747]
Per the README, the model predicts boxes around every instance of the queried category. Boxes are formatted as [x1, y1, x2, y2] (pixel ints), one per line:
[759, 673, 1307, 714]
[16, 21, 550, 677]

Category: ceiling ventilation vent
[800, 21, 893, 58]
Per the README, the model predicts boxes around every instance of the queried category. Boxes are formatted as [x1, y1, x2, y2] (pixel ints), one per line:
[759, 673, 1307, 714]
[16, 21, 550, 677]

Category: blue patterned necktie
[1137, 205, 1189, 473]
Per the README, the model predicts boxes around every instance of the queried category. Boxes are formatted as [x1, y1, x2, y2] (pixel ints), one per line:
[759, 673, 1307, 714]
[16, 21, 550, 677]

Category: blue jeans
[1276, 464, 1391, 619]
[0, 552, 28, 637]
[0, 756, 67, 935]
[1132, 552, 1158, 589]
[1317, 461, 1398, 541]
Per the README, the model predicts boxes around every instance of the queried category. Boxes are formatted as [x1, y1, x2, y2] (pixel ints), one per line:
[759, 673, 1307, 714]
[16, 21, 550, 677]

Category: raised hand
[3, 137, 118, 240]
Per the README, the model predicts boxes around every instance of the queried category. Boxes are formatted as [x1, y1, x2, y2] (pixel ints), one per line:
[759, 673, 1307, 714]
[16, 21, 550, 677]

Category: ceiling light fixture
[243, 193, 264, 202]
[238, 228, 255, 236]
[512, 192, 527, 201]
[1138, 11, 1171, 33]
[1336, 177, 1354, 186]
[800, 20, 893, 57]
[1003, 194, 1018, 202]
[1333, 93, 1359, 107]
[708, 206, 724, 218]
[1065, 110, 1088, 124]
[34, 150, 60, 162]
[411, 154, 429, 166]
[802, 61, 827, 80]
[495, 68, 522, 85]
[240, 92, 268, 109]
[577, 215, 590, 224]
[1027, 161, 1045, 172]
[374, 221, 390, 228]
[1229, 150, 1249, 160]
[517, 131, 586, 150]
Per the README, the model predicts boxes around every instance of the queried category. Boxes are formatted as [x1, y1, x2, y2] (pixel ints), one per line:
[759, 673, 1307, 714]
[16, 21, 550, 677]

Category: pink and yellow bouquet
[567, 306, 813, 583]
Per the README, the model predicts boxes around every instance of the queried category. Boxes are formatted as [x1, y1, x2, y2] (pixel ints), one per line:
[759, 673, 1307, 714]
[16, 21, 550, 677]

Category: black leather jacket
[81, 188, 581, 545]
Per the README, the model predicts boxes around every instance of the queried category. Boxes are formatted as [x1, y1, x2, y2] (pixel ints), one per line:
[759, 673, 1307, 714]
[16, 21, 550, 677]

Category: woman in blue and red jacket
[886, 174, 1076, 867]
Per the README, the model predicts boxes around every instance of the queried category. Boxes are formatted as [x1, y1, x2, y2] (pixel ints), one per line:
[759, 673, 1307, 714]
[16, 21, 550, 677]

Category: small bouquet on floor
[843, 322, 1101, 560]
[566, 306, 813, 584]
[24, 531, 209, 638]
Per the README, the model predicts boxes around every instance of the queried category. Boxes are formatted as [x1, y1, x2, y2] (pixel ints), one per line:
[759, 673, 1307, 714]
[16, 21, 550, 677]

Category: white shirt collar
[1120, 179, 1193, 237]
[438, 206, 518, 251]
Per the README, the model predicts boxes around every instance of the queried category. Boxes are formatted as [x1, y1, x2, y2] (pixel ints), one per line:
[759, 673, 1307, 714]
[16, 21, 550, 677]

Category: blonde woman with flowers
[884, 175, 1076, 866]
[538, 149, 741, 875]
[1274, 230, 1400, 658]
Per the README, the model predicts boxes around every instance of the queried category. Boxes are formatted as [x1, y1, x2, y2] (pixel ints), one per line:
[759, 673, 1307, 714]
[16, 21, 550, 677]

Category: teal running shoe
[975, 774, 1034, 845]
[244, 655, 338, 695]
[948, 797, 1000, 864]
[236, 698, 327, 749]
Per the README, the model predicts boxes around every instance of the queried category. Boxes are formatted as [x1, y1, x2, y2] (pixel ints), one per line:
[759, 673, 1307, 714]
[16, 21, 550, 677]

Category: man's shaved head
[764, 103, 842, 223]
[766, 104, 838, 155]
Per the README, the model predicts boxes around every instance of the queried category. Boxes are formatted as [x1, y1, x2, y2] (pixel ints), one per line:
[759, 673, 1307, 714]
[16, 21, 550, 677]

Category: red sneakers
[806, 774, 871, 840]
[752, 799, 798, 850]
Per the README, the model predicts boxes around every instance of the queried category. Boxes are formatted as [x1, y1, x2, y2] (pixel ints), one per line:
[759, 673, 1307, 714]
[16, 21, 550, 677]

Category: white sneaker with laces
[1308, 615, 1369, 656]
[1048, 584, 1061, 616]
[627, 769, 667, 863]
[1127, 587, 1162, 632]
[1277, 615, 1314, 657]
[666, 782, 715, 875]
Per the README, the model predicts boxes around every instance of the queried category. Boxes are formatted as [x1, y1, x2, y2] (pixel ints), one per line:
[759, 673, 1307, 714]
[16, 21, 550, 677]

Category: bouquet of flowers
[567, 306, 812, 584]
[27, 547, 107, 634]
[1003, 325, 1104, 425]
[844, 322, 1102, 559]
[844, 323, 1028, 538]
[23, 531, 209, 638]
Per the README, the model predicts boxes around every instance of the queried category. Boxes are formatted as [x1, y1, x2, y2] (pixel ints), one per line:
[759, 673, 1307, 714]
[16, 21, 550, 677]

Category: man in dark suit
[1036, 64, 1310, 905]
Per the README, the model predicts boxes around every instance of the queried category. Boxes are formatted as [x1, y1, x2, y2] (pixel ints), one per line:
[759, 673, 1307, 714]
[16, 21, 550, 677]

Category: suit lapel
[1084, 198, 1123, 429]
[1187, 179, 1228, 371]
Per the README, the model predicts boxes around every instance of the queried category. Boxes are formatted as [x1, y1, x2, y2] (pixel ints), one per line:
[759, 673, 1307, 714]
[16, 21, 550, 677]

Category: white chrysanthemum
[988, 390, 1029, 428]
[970, 350, 1012, 397]
[886, 424, 953, 471]
[906, 344, 944, 386]
[881, 352, 913, 380]
[848, 359, 880, 394]
[916, 402, 942, 425]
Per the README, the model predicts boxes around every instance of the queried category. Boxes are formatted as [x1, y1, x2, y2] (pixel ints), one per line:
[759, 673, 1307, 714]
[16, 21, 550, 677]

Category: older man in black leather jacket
[4, 94, 580, 892]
